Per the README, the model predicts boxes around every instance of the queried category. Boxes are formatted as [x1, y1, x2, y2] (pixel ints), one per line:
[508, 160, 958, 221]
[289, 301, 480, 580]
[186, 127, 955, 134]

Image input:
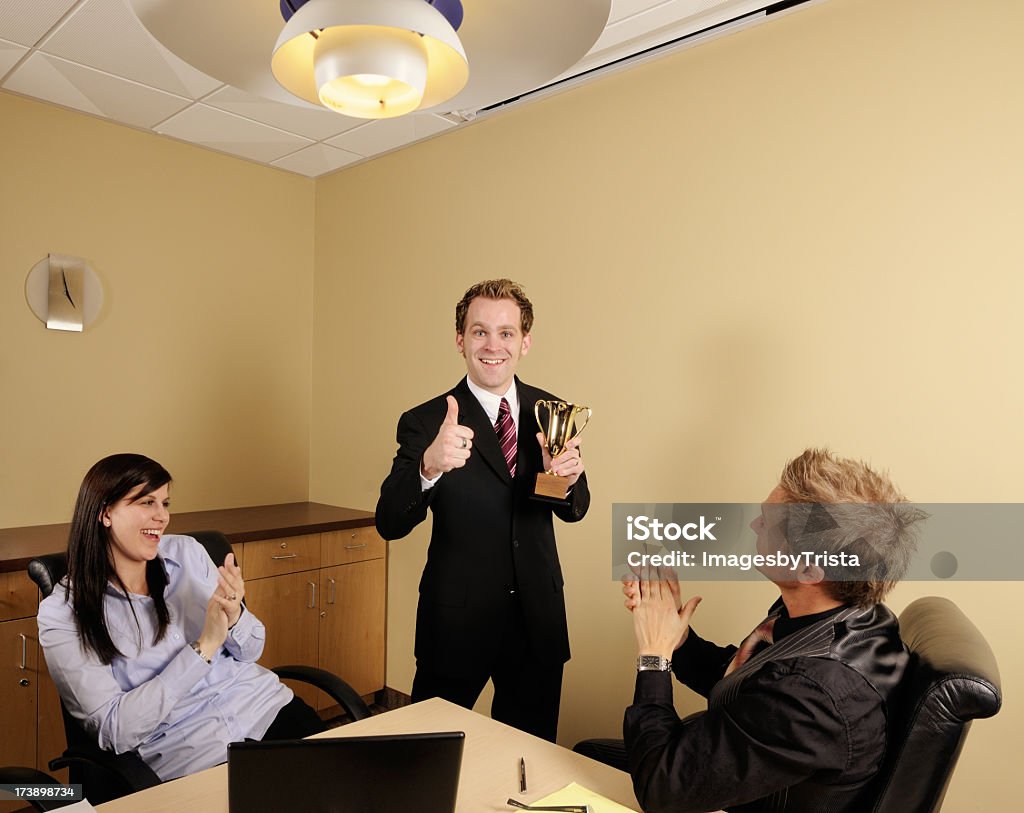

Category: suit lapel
[453, 378, 510, 485]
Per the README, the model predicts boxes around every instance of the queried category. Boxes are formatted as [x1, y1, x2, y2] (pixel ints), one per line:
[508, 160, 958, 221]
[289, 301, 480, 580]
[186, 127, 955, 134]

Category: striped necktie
[723, 614, 777, 677]
[495, 397, 517, 477]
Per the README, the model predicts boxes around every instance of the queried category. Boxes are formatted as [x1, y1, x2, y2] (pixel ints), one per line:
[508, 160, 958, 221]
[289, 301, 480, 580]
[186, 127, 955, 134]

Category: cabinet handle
[308, 581, 316, 608]
[19, 633, 27, 670]
[328, 578, 336, 605]
[272, 553, 299, 560]
[344, 543, 367, 550]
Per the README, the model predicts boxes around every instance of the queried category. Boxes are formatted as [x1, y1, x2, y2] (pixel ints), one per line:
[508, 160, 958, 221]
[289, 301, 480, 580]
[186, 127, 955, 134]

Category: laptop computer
[227, 731, 465, 813]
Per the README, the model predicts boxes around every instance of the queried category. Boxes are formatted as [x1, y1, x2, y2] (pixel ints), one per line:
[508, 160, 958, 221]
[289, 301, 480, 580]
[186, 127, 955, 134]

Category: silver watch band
[637, 654, 672, 672]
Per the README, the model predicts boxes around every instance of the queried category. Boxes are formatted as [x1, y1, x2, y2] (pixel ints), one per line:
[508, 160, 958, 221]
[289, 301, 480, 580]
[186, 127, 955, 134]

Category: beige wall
[0, 92, 316, 528]
[312, 0, 1021, 810]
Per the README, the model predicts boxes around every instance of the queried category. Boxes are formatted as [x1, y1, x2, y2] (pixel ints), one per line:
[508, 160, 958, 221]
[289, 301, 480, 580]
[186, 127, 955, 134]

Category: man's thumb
[444, 395, 459, 425]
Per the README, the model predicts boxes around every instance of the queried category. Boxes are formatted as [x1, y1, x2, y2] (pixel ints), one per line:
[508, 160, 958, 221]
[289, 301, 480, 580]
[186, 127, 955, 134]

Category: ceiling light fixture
[129, 1, 611, 120]
[271, 0, 468, 119]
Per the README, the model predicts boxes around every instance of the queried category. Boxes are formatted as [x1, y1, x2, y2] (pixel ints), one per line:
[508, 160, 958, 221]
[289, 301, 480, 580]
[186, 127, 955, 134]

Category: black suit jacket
[375, 376, 590, 677]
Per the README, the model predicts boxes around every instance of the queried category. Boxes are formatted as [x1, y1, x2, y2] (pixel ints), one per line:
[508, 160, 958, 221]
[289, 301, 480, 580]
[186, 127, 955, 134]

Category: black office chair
[864, 596, 1002, 813]
[28, 530, 371, 805]
[0, 766, 76, 811]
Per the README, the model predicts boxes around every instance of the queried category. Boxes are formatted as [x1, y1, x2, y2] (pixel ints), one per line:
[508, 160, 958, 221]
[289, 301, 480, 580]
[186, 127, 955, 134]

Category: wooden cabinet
[318, 559, 386, 701]
[1, 571, 40, 770]
[0, 617, 38, 766]
[238, 526, 387, 712]
[245, 570, 321, 707]
[1, 571, 49, 812]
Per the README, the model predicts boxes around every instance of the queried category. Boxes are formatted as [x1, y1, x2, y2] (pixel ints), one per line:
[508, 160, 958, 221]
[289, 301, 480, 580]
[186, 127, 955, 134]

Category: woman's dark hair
[66, 453, 173, 664]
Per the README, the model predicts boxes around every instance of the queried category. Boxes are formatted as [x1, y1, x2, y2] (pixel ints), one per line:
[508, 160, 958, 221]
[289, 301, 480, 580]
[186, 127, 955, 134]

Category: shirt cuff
[633, 669, 674, 705]
[419, 470, 442, 491]
[159, 643, 213, 697]
[228, 604, 257, 644]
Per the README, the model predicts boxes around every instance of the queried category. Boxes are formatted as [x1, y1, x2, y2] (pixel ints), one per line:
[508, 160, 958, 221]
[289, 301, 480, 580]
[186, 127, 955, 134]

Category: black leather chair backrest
[867, 597, 1001, 813]
[186, 530, 235, 568]
[29, 554, 67, 599]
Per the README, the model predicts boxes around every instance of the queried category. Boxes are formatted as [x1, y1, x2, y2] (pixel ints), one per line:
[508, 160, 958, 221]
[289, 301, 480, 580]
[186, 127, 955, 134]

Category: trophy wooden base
[534, 471, 570, 502]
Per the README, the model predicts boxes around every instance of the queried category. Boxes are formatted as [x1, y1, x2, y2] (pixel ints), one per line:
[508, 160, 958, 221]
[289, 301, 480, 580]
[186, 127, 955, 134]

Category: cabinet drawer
[0, 571, 37, 622]
[243, 534, 321, 579]
[321, 527, 385, 567]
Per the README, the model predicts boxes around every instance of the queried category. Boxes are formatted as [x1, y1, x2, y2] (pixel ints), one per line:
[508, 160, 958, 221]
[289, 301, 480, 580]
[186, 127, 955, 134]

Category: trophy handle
[570, 406, 592, 439]
[534, 400, 551, 439]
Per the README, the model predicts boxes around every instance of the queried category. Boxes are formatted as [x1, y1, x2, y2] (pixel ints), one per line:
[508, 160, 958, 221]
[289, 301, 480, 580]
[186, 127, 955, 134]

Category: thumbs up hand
[422, 395, 474, 479]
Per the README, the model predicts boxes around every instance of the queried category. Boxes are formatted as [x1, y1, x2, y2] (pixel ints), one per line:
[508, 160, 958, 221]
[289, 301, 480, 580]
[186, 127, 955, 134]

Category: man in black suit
[375, 279, 590, 741]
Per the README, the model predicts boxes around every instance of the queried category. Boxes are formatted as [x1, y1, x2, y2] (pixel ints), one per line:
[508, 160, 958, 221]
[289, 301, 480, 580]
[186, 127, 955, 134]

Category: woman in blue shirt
[38, 453, 326, 781]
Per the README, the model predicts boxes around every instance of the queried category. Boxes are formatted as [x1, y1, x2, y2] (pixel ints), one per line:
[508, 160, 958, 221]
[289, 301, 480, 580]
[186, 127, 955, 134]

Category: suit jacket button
[512, 539, 519, 548]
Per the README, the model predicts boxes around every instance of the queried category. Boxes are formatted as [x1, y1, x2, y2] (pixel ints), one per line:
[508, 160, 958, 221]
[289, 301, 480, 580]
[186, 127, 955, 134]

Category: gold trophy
[534, 400, 592, 501]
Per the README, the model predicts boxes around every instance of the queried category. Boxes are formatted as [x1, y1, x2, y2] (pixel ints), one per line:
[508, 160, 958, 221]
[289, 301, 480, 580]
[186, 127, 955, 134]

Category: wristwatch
[189, 640, 211, 664]
[637, 654, 672, 672]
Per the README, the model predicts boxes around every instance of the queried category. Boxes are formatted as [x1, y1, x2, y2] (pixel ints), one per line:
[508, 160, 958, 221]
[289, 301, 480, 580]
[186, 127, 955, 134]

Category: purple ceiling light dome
[280, 0, 463, 30]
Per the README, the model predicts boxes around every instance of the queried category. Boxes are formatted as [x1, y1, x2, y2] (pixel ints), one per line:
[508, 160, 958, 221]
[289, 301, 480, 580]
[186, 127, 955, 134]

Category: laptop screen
[228, 731, 465, 813]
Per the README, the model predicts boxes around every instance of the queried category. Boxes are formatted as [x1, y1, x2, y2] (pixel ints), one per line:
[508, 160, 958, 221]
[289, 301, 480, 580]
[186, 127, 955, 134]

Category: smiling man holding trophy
[375, 279, 591, 741]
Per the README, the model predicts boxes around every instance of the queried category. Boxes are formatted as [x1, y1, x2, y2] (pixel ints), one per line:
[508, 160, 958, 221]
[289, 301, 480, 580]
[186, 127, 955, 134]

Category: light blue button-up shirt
[37, 534, 292, 781]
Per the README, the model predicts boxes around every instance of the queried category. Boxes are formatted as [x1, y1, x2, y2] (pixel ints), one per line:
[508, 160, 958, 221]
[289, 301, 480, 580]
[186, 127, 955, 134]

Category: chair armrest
[50, 746, 161, 797]
[0, 766, 77, 811]
[271, 665, 372, 722]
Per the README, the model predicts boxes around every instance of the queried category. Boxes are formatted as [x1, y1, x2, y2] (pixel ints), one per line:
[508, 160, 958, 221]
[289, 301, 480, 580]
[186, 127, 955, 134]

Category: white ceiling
[0, 0, 822, 178]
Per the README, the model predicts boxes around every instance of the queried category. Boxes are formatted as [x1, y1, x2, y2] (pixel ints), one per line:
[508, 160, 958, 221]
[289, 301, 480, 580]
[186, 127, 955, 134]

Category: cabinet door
[0, 618, 38, 766]
[244, 573, 320, 707]
[0, 571, 37, 622]
[318, 559, 386, 707]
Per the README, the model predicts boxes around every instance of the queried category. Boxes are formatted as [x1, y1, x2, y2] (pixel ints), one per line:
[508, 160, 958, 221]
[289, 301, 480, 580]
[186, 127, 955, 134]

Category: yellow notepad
[533, 781, 640, 813]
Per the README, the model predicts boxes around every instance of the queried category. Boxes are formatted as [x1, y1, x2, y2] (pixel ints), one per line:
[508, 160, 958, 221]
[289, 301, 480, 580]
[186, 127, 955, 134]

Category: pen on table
[519, 756, 527, 793]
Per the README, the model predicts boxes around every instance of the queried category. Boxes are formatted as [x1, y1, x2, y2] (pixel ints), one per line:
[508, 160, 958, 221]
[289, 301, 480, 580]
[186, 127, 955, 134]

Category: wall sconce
[24, 254, 104, 332]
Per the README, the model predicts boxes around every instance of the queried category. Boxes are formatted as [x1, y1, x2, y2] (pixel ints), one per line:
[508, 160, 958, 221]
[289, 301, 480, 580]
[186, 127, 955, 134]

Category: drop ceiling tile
[158, 104, 314, 164]
[40, 0, 221, 98]
[203, 86, 365, 142]
[3, 51, 192, 128]
[0, 38, 29, 78]
[325, 114, 457, 158]
[271, 143, 363, 177]
[0, 0, 78, 47]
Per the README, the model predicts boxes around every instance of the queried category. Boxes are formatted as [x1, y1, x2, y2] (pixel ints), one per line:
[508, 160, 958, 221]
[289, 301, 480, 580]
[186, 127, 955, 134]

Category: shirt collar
[465, 376, 519, 426]
[773, 602, 849, 642]
[103, 542, 179, 598]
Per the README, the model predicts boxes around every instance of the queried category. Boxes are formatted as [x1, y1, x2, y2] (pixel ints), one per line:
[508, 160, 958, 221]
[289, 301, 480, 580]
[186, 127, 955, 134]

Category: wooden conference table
[96, 698, 644, 813]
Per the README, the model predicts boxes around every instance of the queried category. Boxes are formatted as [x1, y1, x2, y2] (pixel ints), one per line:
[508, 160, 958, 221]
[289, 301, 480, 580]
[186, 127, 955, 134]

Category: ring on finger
[461, 437, 467, 449]
[230, 593, 237, 601]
